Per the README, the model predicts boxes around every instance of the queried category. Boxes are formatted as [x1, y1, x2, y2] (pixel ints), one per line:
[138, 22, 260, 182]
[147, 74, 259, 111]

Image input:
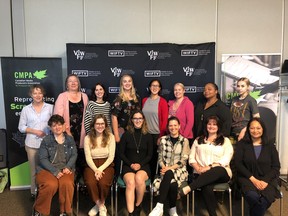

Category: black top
[234, 140, 281, 203]
[194, 99, 232, 137]
[119, 128, 153, 176]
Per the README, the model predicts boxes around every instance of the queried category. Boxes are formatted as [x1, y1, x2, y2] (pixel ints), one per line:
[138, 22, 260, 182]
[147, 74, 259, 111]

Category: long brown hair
[88, 114, 111, 148]
[127, 110, 148, 134]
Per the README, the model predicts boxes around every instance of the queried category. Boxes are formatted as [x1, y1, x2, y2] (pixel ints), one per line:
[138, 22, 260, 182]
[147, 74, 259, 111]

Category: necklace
[132, 132, 142, 154]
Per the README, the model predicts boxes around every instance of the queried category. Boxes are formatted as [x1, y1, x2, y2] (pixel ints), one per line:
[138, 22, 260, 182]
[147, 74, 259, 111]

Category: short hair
[166, 116, 181, 132]
[65, 74, 81, 91]
[174, 82, 185, 90]
[204, 82, 221, 100]
[29, 84, 45, 96]
[48, 114, 65, 126]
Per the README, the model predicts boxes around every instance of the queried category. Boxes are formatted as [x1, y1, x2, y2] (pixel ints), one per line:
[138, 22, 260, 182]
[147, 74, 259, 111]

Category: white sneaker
[169, 207, 178, 216]
[88, 205, 99, 216]
[149, 203, 164, 216]
[99, 205, 107, 216]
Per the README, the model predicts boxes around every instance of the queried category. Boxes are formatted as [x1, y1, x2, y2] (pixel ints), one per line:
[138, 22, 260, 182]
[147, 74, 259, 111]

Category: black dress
[119, 128, 153, 177]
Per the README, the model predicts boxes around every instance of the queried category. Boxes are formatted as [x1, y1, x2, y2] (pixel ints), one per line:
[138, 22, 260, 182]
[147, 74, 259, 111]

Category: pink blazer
[53, 91, 89, 148]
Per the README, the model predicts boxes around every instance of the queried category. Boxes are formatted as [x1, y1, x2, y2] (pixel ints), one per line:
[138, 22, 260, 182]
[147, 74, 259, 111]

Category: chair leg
[110, 185, 114, 216]
[241, 196, 244, 216]
[192, 190, 195, 216]
[228, 188, 232, 216]
[76, 182, 79, 216]
[280, 191, 283, 216]
[186, 193, 189, 216]
[115, 185, 118, 216]
[150, 183, 153, 212]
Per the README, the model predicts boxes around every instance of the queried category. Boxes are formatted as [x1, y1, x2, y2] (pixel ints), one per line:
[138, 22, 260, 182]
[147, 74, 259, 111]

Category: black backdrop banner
[67, 43, 215, 103]
[1, 57, 63, 189]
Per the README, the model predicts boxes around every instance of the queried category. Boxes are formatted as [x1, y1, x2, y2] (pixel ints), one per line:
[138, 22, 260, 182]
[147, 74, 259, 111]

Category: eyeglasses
[132, 118, 144, 121]
[95, 123, 105, 126]
[151, 85, 160, 88]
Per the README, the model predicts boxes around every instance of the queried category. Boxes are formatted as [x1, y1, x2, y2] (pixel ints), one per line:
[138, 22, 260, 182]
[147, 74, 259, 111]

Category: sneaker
[169, 207, 178, 216]
[99, 205, 107, 216]
[88, 205, 99, 216]
[149, 203, 164, 216]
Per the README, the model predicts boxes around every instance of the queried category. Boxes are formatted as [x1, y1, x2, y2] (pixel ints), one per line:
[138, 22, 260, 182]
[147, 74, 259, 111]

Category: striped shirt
[84, 101, 111, 134]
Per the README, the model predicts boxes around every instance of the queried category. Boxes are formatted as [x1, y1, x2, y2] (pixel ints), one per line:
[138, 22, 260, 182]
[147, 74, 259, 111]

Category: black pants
[188, 166, 230, 216]
[158, 170, 178, 208]
[244, 190, 271, 216]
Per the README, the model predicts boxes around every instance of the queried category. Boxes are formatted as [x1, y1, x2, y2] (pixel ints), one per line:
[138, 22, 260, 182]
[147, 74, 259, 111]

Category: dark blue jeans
[244, 190, 271, 216]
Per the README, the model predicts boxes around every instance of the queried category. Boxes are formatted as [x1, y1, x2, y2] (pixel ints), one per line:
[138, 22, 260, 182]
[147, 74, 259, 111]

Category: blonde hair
[119, 74, 138, 102]
[174, 82, 185, 90]
[237, 77, 250, 87]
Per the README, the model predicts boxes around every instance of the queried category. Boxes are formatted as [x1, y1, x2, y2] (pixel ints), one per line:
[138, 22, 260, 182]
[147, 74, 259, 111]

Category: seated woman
[33, 114, 77, 216]
[180, 115, 233, 216]
[119, 110, 153, 216]
[149, 116, 190, 216]
[83, 114, 115, 216]
[235, 117, 281, 216]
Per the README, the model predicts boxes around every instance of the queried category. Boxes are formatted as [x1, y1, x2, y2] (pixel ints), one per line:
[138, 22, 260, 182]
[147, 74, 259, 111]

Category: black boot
[134, 204, 142, 216]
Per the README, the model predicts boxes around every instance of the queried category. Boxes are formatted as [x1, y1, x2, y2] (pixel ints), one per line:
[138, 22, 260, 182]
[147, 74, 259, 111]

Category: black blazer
[234, 140, 281, 203]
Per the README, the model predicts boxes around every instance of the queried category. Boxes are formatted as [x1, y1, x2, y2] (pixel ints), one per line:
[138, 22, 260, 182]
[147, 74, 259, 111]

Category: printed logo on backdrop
[14, 69, 47, 87]
[111, 67, 135, 77]
[184, 86, 197, 93]
[109, 87, 120, 94]
[147, 50, 172, 60]
[108, 50, 138, 57]
[72, 70, 101, 77]
[183, 66, 194, 76]
[144, 70, 173, 77]
[73, 49, 98, 60]
[181, 49, 211, 56]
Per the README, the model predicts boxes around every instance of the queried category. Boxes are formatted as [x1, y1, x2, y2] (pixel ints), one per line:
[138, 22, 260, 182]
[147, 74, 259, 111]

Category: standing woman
[83, 114, 115, 216]
[194, 82, 232, 137]
[54, 74, 89, 177]
[18, 84, 53, 199]
[235, 118, 281, 216]
[119, 110, 153, 216]
[168, 83, 194, 142]
[180, 116, 234, 216]
[142, 79, 168, 178]
[111, 74, 141, 143]
[84, 83, 111, 134]
[230, 77, 260, 141]
[149, 116, 190, 216]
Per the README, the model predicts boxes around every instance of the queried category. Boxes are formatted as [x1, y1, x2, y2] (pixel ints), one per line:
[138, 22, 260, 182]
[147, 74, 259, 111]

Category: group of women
[18, 74, 281, 216]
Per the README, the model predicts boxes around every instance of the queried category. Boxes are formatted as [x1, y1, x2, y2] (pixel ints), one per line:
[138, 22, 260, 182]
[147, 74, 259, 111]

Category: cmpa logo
[181, 49, 198, 56]
[183, 66, 194, 76]
[108, 50, 125, 57]
[110, 67, 122, 77]
[147, 50, 159, 60]
[73, 50, 85, 60]
[14, 70, 47, 80]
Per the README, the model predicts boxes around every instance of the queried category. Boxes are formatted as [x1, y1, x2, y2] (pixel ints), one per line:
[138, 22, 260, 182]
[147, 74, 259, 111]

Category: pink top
[54, 91, 89, 148]
[168, 96, 194, 139]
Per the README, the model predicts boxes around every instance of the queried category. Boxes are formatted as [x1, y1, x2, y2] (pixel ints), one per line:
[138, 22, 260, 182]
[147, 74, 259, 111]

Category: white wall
[0, 0, 288, 173]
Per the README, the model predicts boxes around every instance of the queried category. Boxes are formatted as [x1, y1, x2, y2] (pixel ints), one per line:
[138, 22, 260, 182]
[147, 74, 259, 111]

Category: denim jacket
[37, 133, 78, 176]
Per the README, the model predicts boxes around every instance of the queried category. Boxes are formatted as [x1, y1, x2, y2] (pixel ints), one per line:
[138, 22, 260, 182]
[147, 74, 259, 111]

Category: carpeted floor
[0, 184, 287, 216]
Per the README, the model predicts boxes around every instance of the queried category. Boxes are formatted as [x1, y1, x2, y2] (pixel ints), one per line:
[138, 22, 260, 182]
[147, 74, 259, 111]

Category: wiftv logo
[108, 50, 125, 57]
[181, 50, 198, 56]
[110, 67, 122, 77]
[147, 50, 159, 60]
[73, 50, 85, 60]
[183, 66, 194, 76]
